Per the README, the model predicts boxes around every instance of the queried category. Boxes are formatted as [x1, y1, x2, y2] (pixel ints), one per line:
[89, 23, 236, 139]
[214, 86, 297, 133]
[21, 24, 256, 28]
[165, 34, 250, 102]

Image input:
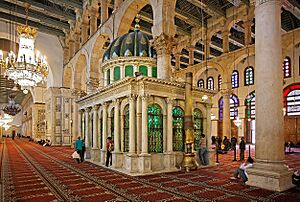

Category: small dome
[102, 30, 155, 62]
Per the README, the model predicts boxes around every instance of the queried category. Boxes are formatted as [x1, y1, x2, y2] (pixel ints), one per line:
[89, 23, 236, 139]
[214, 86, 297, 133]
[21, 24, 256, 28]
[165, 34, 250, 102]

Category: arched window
[244, 66, 254, 86]
[123, 105, 129, 152]
[139, 65, 148, 76]
[148, 104, 163, 153]
[283, 84, 300, 116]
[110, 108, 114, 141]
[193, 108, 203, 151]
[283, 57, 291, 78]
[198, 79, 204, 88]
[245, 91, 256, 119]
[172, 107, 184, 151]
[218, 75, 222, 90]
[232, 70, 239, 88]
[219, 94, 239, 120]
[207, 77, 214, 90]
[114, 66, 120, 81]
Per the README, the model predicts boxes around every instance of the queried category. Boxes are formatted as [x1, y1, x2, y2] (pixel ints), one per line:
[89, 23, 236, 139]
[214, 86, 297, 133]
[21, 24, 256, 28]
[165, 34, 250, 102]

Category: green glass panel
[152, 67, 157, 78]
[172, 107, 184, 151]
[123, 105, 129, 152]
[114, 66, 121, 81]
[147, 104, 163, 153]
[139, 65, 148, 76]
[111, 109, 114, 141]
[193, 108, 203, 150]
[125, 65, 134, 77]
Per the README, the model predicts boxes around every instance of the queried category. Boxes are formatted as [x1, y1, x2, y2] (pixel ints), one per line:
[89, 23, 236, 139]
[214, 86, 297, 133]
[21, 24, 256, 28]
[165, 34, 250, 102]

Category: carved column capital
[165, 97, 174, 105]
[92, 105, 100, 111]
[71, 88, 87, 98]
[85, 107, 92, 113]
[152, 34, 174, 55]
[128, 94, 136, 102]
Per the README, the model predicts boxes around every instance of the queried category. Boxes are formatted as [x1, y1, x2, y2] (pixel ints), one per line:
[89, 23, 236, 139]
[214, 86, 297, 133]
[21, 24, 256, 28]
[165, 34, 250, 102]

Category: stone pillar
[91, 105, 100, 161]
[175, 53, 181, 70]
[221, 89, 231, 139]
[125, 94, 138, 173]
[136, 96, 142, 154]
[100, 103, 108, 164]
[112, 99, 123, 168]
[84, 107, 91, 159]
[69, 40, 75, 58]
[164, 98, 176, 171]
[100, 0, 108, 24]
[244, 20, 252, 46]
[139, 94, 151, 173]
[188, 46, 195, 65]
[74, 32, 81, 52]
[114, 0, 123, 10]
[81, 23, 89, 44]
[90, 12, 98, 35]
[129, 95, 136, 153]
[204, 38, 211, 60]
[246, 0, 293, 192]
[206, 103, 214, 166]
[63, 46, 70, 64]
[78, 110, 84, 139]
[222, 30, 229, 53]
[152, 35, 173, 80]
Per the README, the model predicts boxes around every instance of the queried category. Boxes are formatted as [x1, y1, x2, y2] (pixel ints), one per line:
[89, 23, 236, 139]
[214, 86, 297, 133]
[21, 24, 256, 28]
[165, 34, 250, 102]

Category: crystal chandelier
[3, 96, 21, 116]
[0, 113, 13, 130]
[0, 3, 48, 93]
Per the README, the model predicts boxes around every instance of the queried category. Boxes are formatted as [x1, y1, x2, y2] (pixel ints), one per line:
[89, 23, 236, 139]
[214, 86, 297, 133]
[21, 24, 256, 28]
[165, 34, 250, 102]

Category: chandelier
[0, 113, 13, 130]
[0, 3, 48, 93]
[3, 96, 21, 116]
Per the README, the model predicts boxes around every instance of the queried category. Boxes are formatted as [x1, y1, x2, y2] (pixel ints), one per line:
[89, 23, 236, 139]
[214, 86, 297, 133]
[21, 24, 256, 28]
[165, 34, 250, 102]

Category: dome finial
[134, 13, 140, 32]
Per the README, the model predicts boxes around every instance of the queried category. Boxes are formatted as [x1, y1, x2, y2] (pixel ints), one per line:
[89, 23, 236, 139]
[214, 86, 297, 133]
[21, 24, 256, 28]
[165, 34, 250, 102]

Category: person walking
[106, 137, 114, 167]
[239, 137, 246, 161]
[75, 136, 84, 163]
[198, 134, 208, 165]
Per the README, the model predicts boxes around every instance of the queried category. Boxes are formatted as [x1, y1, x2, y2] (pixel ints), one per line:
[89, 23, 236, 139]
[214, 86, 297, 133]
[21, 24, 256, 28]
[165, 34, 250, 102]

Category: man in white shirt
[231, 157, 254, 182]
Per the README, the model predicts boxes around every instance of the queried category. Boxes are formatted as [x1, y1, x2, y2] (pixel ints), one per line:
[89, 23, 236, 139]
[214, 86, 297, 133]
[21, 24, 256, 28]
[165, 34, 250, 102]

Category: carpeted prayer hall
[1, 139, 300, 202]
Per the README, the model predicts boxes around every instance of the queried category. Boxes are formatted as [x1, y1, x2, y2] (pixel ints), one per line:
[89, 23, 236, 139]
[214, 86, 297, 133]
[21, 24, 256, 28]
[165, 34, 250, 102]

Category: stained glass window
[232, 70, 239, 88]
[245, 66, 254, 86]
[207, 77, 214, 90]
[123, 105, 129, 152]
[198, 79, 204, 88]
[218, 75, 222, 90]
[99, 111, 103, 149]
[172, 107, 184, 151]
[283, 57, 291, 78]
[148, 104, 163, 153]
[283, 84, 300, 116]
[245, 91, 256, 119]
[219, 94, 239, 120]
[110, 108, 114, 141]
[193, 108, 203, 151]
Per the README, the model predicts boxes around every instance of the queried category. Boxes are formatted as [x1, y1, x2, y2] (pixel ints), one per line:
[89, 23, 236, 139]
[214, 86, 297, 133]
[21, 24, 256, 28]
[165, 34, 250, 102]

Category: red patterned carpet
[1, 139, 300, 202]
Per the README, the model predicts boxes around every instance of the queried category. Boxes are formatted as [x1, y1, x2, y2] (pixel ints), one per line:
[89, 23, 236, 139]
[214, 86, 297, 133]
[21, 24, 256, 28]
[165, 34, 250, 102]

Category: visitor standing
[239, 137, 246, 161]
[106, 137, 114, 167]
[231, 136, 237, 161]
[75, 136, 84, 163]
[198, 134, 208, 165]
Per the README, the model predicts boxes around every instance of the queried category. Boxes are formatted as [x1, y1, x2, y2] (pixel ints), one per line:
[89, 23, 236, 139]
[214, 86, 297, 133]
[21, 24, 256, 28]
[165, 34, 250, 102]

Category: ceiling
[0, 0, 299, 103]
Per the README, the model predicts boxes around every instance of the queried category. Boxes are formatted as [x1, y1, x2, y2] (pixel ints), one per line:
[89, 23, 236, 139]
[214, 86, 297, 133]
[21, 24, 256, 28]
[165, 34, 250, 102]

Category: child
[231, 157, 254, 182]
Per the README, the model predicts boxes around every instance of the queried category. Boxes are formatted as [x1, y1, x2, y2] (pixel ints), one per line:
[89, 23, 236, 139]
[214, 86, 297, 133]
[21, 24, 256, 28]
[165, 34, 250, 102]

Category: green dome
[102, 31, 155, 62]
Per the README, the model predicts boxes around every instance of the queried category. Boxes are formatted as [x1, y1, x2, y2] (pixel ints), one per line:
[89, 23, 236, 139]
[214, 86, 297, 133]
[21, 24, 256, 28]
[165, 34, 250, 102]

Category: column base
[85, 147, 91, 159]
[124, 153, 138, 173]
[246, 161, 294, 192]
[139, 153, 152, 173]
[100, 149, 106, 165]
[112, 152, 123, 168]
[164, 152, 177, 171]
[91, 148, 100, 162]
[207, 150, 215, 166]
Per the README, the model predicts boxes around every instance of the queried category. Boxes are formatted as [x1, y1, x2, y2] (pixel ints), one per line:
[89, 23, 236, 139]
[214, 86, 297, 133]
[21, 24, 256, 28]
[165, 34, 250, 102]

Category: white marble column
[78, 110, 84, 139]
[221, 88, 231, 139]
[100, 103, 108, 164]
[246, 0, 293, 192]
[129, 95, 136, 153]
[136, 96, 142, 154]
[206, 103, 214, 166]
[166, 98, 173, 152]
[91, 105, 100, 161]
[113, 100, 120, 152]
[84, 107, 91, 159]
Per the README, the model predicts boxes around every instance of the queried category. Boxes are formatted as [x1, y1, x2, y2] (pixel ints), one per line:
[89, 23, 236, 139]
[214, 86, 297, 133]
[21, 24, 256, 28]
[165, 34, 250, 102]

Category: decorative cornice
[101, 56, 156, 70]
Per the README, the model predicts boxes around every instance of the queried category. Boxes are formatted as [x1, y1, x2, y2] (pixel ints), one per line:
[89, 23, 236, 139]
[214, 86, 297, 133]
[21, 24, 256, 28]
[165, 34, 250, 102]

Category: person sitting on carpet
[231, 157, 254, 183]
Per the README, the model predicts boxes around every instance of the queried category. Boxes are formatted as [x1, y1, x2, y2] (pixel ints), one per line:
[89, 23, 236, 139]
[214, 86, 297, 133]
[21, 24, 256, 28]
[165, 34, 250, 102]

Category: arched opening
[172, 106, 184, 152]
[148, 103, 163, 153]
[123, 105, 130, 152]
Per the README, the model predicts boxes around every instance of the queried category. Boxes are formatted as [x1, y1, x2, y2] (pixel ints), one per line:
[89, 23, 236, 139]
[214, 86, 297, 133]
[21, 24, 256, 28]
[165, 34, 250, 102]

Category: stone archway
[73, 54, 88, 92]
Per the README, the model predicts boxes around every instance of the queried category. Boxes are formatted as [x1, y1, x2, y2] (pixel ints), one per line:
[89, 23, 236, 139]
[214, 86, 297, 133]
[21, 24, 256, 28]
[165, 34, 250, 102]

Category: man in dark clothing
[239, 137, 246, 161]
[231, 136, 237, 161]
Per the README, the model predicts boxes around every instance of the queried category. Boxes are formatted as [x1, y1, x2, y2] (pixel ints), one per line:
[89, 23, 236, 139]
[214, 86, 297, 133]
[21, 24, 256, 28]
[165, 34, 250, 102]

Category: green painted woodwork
[125, 65, 134, 77]
[193, 108, 203, 150]
[152, 67, 157, 78]
[172, 107, 184, 151]
[114, 66, 121, 81]
[139, 65, 148, 76]
[148, 104, 163, 153]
